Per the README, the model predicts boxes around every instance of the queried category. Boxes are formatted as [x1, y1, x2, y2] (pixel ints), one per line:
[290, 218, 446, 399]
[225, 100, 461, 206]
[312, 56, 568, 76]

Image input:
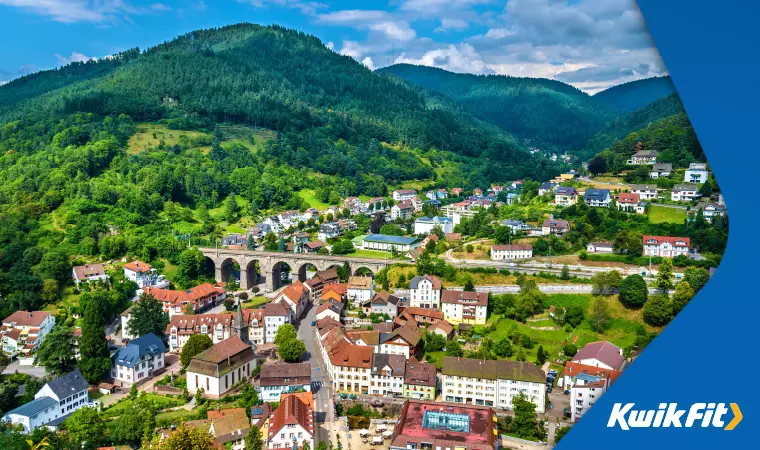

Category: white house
[642, 235, 691, 258]
[123, 260, 169, 289]
[538, 182, 557, 195]
[317, 222, 344, 242]
[671, 184, 700, 202]
[491, 244, 533, 260]
[563, 361, 620, 422]
[685, 162, 709, 184]
[441, 290, 488, 325]
[110, 332, 167, 386]
[315, 300, 343, 322]
[586, 242, 614, 253]
[1, 311, 55, 357]
[72, 264, 109, 285]
[257, 362, 311, 402]
[390, 201, 414, 220]
[414, 216, 454, 235]
[630, 184, 659, 200]
[408, 275, 442, 309]
[186, 335, 256, 398]
[702, 203, 727, 222]
[369, 354, 406, 396]
[267, 393, 315, 450]
[627, 150, 658, 165]
[441, 357, 546, 413]
[583, 189, 611, 207]
[650, 163, 672, 179]
[572, 341, 625, 371]
[500, 219, 531, 233]
[274, 280, 310, 320]
[2, 369, 90, 434]
[347, 276, 374, 304]
[393, 189, 418, 201]
[363, 291, 401, 318]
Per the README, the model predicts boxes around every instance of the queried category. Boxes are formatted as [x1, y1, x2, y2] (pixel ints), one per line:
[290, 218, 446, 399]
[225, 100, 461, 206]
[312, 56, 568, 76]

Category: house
[650, 163, 673, 179]
[702, 203, 727, 222]
[304, 268, 339, 301]
[110, 332, 167, 386]
[315, 300, 343, 322]
[586, 242, 614, 253]
[390, 200, 414, 220]
[317, 222, 344, 242]
[473, 188, 483, 197]
[72, 264, 109, 285]
[274, 280, 310, 320]
[221, 234, 250, 248]
[393, 189, 418, 201]
[361, 234, 422, 253]
[370, 354, 406, 396]
[538, 182, 557, 195]
[186, 408, 251, 450]
[572, 341, 625, 371]
[542, 219, 570, 236]
[347, 276, 374, 304]
[144, 283, 226, 317]
[441, 357, 546, 412]
[403, 360, 437, 400]
[408, 275, 442, 309]
[364, 291, 401, 318]
[389, 400, 499, 450]
[414, 216, 453, 235]
[584, 189, 611, 207]
[445, 232, 462, 242]
[266, 392, 314, 450]
[671, 184, 700, 202]
[1, 369, 89, 434]
[398, 307, 444, 326]
[123, 260, 169, 289]
[365, 197, 387, 211]
[491, 244, 533, 260]
[342, 197, 365, 214]
[186, 335, 256, 398]
[1, 311, 55, 356]
[685, 162, 709, 184]
[642, 235, 691, 258]
[630, 184, 658, 201]
[450, 188, 463, 197]
[563, 361, 621, 422]
[554, 186, 578, 206]
[257, 361, 311, 402]
[617, 192, 641, 212]
[627, 150, 658, 165]
[441, 290, 488, 325]
[427, 320, 454, 340]
[303, 241, 325, 253]
[500, 219, 531, 233]
[259, 303, 292, 344]
[318, 327, 373, 394]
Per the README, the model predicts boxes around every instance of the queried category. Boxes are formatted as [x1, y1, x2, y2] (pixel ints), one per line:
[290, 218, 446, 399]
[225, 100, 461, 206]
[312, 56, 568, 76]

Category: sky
[0, 0, 668, 93]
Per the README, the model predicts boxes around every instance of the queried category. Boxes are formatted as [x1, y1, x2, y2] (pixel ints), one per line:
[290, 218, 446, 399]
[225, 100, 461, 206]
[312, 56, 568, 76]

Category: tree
[562, 344, 578, 357]
[560, 264, 570, 280]
[336, 261, 351, 282]
[619, 274, 648, 307]
[493, 227, 511, 245]
[536, 345, 548, 364]
[244, 424, 264, 450]
[279, 339, 306, 362]
[564, 305, 584, 328]
[149, 424, 215, 450]
[555, 426, 571, 444]
[35, 326, 76, 376]
[463, 276, 475, 292]
[445, 340, 463, 357]
[227, 276, 240, 293]
[589, 297, 611, 332]
[274, 324, 298, 346]
[112, 394, 157, 446]
[181, 334, 214, 367]
[331, 240, 355, 255]
[224, 194, 239, 223]
[224, 298, 235, 310]
[64, 406, 104, 449]
[78, 301, 112, 383]
[591, 271, 622, 295]
[494, 338, 513, 357]
[656, 258, 674, 291]
[672, 281, 696, 315]
[263, 232, 278, 251]
[684, 266, 710, 292]
[510, 394, 539, 440]
[588, 156, 607, 175]
[127, 293, 170, 339]
[643, 295, 673, 326]
[424, 333, 446, 352]
[379, 224, 404, 236]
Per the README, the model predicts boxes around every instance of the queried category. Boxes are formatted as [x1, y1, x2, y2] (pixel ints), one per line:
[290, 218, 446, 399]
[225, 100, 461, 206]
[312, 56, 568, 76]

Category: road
[296, 300, 335, 446]
[2, 360, 47, 378]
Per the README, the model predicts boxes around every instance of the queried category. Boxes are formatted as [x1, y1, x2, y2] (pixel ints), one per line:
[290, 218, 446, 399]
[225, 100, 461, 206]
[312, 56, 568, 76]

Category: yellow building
[403, 360, 437, 400]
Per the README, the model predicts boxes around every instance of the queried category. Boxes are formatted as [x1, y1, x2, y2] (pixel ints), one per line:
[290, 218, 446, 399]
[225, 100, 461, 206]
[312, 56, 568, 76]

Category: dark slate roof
[111, 332, 166, 369]
[584, 189, 611, 201]
[45, 368, 89, 399]
[3, 396, 58, 417]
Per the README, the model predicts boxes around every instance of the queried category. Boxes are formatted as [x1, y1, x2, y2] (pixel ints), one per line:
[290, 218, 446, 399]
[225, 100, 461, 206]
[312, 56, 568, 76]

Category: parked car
[370, 398, 384, 407]
[311, 320, 316, 326]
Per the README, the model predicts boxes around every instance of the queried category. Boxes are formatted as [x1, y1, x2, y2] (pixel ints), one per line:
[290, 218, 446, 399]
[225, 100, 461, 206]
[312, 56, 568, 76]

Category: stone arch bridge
[198, 248, 394, 292]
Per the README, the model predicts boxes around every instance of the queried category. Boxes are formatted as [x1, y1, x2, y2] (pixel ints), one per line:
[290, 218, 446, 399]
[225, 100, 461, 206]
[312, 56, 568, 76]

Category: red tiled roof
[617, 193, 640, 204]
[145, 283, 222, 307]
[642, 235, 691, 247]
[73, 264, 106, 280]
[572, 341, 625, 370]
[123, 260, 151, 273]
[564, 361, 622, 385]
[323, 328, 373, 369]
[403, 307, 444, 321]
[277, 280, 307, 303]
[2, 311, 50, 327]
[441, 290, 488, 306]
[268, 393, 314, 439]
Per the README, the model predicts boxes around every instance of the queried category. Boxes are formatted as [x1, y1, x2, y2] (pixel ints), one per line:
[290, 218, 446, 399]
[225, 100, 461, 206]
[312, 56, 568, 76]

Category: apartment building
[110, 332, 167, 385]
[491, 244, 533, 260]
[369, 354, 406, 396]
[1, 311, 55, 357]
[441, 290, 488, 325]
[642, 235, 691, 258]
[631, 184, 659, 200]
[685, 162, 709, 184]
[408, 275, 442, 309]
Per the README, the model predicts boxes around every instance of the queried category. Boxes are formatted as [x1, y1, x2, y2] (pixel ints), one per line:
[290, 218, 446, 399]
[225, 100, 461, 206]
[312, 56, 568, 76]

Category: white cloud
[55, 51, 98, 65]
[395, 44, 491, 74]
[362, 57, 375, 70]
[326, 41, 335, 50]
[368, 21, 416, 41]
[435, 18, 470, 32]
[400, 0, 490, 14]
[484, 28, 515, 39]
[0, 0, 175, 23]
[241, 0, 327, 15]
[317, 9, 389, 24]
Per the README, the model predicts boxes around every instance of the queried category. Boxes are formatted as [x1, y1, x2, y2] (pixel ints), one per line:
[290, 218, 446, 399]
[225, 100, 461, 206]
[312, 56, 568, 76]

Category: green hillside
[593, 76, 677, 112]
[378, 63, 620, 151]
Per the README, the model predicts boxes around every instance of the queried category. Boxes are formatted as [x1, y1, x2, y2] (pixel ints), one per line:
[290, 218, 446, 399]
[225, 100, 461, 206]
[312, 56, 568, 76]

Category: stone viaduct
[198, 247, 394, 292]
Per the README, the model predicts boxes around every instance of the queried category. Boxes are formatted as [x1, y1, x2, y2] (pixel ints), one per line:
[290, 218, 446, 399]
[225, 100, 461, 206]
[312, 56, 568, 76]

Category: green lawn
[103, 394, 185, 417]
[155, 408, 198, 422]
[242, 296, 269, 309]
[648, 205, 687, 224]
[298, 189, 332, 210]
[350, 249, 408, 260]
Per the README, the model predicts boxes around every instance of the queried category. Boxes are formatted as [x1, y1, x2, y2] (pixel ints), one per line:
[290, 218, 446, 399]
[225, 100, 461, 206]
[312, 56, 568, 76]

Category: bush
[562, 344, 578, 357]
[238, 292, 249, 301]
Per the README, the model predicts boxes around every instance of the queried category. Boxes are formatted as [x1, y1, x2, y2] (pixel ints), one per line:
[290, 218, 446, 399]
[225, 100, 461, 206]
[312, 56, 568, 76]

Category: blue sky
[0, 0, 667, 93]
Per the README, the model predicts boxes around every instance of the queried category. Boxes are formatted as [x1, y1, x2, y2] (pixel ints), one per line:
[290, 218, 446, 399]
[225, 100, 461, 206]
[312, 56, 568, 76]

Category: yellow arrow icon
[725, 403, 742, 430]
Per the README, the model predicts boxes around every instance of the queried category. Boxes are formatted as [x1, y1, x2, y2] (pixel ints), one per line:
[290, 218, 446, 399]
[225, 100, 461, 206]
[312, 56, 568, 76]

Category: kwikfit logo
[607, 403, 742, 430]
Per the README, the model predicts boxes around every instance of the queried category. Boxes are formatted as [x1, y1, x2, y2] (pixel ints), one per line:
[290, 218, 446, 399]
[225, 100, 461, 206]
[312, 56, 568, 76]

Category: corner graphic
[607, 402, 742, 430]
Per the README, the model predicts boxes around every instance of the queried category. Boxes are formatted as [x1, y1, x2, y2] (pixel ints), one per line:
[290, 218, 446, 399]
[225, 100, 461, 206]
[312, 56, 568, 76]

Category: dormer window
[201, 325, 207, 334]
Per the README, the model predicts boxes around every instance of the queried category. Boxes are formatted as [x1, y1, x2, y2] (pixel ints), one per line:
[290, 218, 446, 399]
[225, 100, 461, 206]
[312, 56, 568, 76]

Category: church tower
[232, 298, 249, 345]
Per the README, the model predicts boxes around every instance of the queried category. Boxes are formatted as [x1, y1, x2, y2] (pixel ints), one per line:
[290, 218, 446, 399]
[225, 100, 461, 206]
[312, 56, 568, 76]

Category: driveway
[2, 360, 47, 378]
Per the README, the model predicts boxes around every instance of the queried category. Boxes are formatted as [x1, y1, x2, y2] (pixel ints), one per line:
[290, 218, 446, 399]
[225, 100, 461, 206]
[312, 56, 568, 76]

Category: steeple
[232, 297, 249, 345]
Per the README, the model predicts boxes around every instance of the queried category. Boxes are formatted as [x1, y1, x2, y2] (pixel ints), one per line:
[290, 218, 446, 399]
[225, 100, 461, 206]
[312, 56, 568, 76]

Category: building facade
[1, 311, 55, 356]
[408, 275, 442, 309]
[642, 235, 691, 258]
[257, 362, 312, 402]
[186, 336, 256, 398]
[685, 162, 709, 184]
[491, 244, 533, 260]
[111, 332, 167, 385]
[441, 291, 488, 325]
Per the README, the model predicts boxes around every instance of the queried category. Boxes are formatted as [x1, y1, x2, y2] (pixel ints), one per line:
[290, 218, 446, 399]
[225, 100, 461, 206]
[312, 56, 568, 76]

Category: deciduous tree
[619, 274, 648, 307]
[181, 334, 214, 368]
[127, 293, 170, 339]
[36, 326, 77, 376]
[643, 295, 673, 326]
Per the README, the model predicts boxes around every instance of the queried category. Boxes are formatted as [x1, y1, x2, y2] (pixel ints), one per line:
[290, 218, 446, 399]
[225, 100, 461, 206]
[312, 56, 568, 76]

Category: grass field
[242, 296, 269, 309]
[127, 124, 211, 154]
[350, 249, 407, 261]
[298, 189, 332, 210]
[648, 204, 687, 224]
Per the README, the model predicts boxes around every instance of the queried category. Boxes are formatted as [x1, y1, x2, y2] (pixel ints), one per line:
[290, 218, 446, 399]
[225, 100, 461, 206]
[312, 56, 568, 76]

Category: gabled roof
[564, 361, 622, 385]
[123, 260, 152, 273]
[442, 357, 544, 384]
[428, 320, 454, 336]
[260, 362, 311, 387]
[584, 189, 611, 201]
[555, 186, 577, 196]
[2, 311, 51, 327]
[144, 283, 222, 307]
[3, 396, 58, 418]
[112, 333, 167, 368]
[543, 219, 570, 228]
[277, 280, 307, 303]
[44, 368, 89, 399]
[191, 335, 251, 364]
[572, 341, 624, 370]
[642, 235, 690, 248]
[268, 393, 314, 439]
[370, 291, 401, 307]
[371, 354, 406, 377]
[73, 264, 107, 280]
[404, 360, 436, 387]
[673, 183, 699, 192]
[389, 324, 422, 347]
[408, 275, 442, 290]
[401, 307, 444, 321]
[617, 193, 640, 203]
[631, 184, 657, 191]
[441, 290, 488, 306]
[492, 244, 532, 251]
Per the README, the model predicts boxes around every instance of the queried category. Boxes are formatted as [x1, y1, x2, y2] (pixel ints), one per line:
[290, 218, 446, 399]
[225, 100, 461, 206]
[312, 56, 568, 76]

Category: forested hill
[576, 92, 687, 161]
[593, 76, 676, 112]
[377, 63, 620, 151]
